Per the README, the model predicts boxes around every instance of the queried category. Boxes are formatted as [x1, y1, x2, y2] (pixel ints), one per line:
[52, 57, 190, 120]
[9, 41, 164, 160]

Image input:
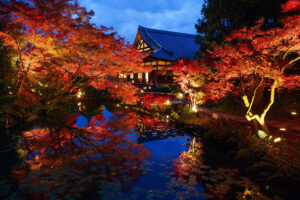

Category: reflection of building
[121, 26, 200, 85]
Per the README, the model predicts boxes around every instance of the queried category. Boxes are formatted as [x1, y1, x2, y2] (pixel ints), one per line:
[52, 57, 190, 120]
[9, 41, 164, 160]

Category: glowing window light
[274, 137, 281, 143]
[130, 74, 134, 79]
[291, 112, 297, 115]
[138, 73, 142, 79]
[141, 90, 144, 93]
[145, 72, 149, 83]
[279, 128, 286, 131]
[116, 104, 120, 107]
[178, 93, 183, 98]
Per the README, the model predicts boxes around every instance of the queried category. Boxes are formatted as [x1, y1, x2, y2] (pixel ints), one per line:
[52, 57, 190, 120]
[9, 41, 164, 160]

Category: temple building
[121, 26, 200, 85]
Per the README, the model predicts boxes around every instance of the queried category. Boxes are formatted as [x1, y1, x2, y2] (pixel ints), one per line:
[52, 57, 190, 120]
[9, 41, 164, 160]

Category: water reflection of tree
[13, 113, 151, 199]
[171, 138, 273, 200]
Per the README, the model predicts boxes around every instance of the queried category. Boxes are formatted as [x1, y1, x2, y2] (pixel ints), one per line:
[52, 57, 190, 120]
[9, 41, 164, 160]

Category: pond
[0, 106, 203, 200]
[0, 105, 298, 200]
[71, 108, 204, 200]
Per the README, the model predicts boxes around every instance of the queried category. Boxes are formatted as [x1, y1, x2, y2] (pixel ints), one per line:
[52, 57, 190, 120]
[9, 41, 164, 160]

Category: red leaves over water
[16, 112, 152, 198]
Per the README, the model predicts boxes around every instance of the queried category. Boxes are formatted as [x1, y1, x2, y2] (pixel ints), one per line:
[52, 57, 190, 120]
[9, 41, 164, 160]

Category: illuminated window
[138, 73, 142, 79]
[130, 74, 134, 79]
[145, 72, 149, 83]
[158, 60, 165, 65]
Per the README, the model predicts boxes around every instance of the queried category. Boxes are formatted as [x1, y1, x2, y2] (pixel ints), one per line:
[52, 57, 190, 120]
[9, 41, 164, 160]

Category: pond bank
[198, 106, 300, 132]
[174, 115, 300, 200]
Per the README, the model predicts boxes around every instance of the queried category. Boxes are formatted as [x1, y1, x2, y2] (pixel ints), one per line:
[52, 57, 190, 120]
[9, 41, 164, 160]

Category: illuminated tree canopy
[0, 0, 150, 108]
[175, 0, 300, 132]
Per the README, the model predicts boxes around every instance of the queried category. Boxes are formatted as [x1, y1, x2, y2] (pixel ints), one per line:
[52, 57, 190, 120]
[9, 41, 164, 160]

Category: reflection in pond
[1, 106, 286, 199]
[126, 132, 204, 200]
[2, 106, 207, 199]
[13, 110, 152, 199]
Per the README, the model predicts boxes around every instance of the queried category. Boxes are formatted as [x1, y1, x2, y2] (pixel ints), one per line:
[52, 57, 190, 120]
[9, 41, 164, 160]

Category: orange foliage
[108, 83, 140, 105]
[205, 0, 300, 101]
[0, 0, 150, 106]
[141, 93, 174, 109]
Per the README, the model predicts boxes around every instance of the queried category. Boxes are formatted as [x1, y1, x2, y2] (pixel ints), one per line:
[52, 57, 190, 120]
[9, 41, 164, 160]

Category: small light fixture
[77, 102, 82, 106]
[166, 115, 169, 119]
[76, 91, 82, 98]
[116, 104, 120, 107]
[291, 112, 297, 115]
[279, 128, 286, 131]
[274, 137, 281, 143]
[141, 90, 144, 93]
[257, 130, 267, 139]
[165, 100, 171, 105]
[178, 93, 183, 98]
[268, 135, 273, 142]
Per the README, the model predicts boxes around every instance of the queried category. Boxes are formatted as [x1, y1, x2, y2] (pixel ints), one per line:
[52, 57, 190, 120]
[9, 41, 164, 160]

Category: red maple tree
[0, 0, 150, 107]
[204, 0, 300, 132]
[170, 59, 211, 112]
[141, 93, 174, 110]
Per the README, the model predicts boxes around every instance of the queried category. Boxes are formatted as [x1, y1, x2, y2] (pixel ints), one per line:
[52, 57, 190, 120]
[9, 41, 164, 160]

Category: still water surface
[76, 108, 204, 199]
[2, 106, 293, 199]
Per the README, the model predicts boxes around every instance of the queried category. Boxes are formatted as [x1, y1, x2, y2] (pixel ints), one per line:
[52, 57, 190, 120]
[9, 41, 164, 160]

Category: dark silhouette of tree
[195, 0, 287, 58]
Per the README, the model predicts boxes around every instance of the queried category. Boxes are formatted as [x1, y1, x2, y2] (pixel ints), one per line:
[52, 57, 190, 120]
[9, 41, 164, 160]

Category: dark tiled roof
[138, 26, 200, 61]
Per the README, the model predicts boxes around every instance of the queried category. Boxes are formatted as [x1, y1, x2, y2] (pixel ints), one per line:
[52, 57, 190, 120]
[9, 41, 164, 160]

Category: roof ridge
[140, 26, 173, 56]
[141, 26, 161, 49]
[139, 25, 197, 38]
